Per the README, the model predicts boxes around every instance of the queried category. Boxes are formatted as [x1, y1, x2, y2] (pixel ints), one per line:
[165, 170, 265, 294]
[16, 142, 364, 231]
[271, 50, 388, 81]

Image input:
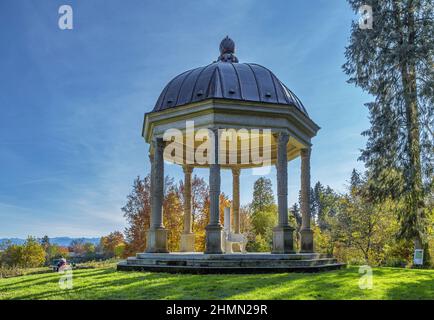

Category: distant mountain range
[0, 237, 100, 247]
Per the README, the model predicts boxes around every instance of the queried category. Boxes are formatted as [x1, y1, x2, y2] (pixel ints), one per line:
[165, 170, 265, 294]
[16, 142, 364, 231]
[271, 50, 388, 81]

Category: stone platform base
[117, 252, 345, 274]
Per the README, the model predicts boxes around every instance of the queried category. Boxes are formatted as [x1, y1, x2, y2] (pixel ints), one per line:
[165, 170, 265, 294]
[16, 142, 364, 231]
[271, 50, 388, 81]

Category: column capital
[182, 165, 193, 175]
[300, 147, 311, 159]
[152, 137, 164, 150]
[231, 167, 241, 176]
[209, 127, 221, 135]
[208, 127, 220, 165]
[277, 131, 289, 145]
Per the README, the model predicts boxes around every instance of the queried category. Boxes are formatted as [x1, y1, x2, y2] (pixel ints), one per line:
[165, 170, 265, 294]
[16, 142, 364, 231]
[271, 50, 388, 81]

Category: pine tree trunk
[394, 0, 428, 263]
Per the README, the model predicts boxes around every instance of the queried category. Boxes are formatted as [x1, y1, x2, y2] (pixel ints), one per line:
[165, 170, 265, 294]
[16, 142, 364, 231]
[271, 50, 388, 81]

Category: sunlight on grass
[0, 265, 433, 300]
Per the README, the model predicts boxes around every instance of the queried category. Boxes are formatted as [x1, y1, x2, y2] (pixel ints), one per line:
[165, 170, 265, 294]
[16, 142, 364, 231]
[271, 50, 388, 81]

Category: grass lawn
[0, 264, 433, 300]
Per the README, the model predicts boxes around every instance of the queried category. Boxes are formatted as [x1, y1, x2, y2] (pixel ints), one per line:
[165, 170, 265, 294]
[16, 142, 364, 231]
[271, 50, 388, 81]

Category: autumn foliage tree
[100, 231, 125, 258]
[0, 237, 45, 268]
[163, 177, 183, 252]
[122, 174, 230, 254]
[122, 176, 151, 256]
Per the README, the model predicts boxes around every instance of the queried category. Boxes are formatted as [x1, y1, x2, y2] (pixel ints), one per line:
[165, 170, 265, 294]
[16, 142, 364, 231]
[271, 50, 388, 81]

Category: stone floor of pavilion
[117, 252, 345, 274]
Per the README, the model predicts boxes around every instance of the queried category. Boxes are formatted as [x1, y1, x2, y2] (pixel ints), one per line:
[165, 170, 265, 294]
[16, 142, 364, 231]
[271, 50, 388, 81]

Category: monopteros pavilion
[118, 37, 343, 273]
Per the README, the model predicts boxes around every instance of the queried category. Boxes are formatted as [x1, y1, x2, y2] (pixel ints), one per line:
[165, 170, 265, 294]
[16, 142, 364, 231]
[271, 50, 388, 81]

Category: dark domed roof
[153, 37, 308, 115]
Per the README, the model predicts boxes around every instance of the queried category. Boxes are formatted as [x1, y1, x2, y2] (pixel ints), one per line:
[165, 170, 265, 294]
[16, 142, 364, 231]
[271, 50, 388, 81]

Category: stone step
[117, 261, 346, 274]
[126, 257, 338, 268]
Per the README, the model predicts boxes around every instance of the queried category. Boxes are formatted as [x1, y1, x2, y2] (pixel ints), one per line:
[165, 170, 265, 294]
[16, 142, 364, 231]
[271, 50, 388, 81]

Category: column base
[146, 227, 169, 253]
[300, 228, 314, 253]
[205, 225, 223, 254]
[272, 226, 295, 254]
[180, 232, 195, 252]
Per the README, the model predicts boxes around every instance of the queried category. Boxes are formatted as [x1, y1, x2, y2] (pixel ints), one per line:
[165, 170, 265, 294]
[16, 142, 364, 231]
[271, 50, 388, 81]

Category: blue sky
[0, 0, 371, 238]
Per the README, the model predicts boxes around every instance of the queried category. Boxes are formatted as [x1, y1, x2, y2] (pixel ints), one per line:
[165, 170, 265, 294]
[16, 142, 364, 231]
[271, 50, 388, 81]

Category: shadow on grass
[5, 266, 434, 300]
[0, 268, 109, 292]
[9, 267, 355, 300]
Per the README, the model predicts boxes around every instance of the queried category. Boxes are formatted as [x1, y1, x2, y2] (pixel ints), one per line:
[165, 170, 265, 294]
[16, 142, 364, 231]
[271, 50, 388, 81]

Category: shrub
[0, 266, 25, 278]
[383, 257, 408, 268]
[247, 234, 271, 252]
[0, 266, 49, 279]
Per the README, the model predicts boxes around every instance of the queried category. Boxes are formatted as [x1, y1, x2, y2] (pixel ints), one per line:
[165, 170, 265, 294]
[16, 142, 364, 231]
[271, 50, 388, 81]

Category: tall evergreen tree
[248, 177, 277, 251]
[251, 177, 275, 213]
[343, 0, 433, 260]
[290, 203, 302, 227]
[39, 235, 50, 251]
[311, 181, 325, 223]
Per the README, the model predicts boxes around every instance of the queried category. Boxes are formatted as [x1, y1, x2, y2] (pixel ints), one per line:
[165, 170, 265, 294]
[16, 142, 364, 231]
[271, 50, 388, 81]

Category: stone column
[180, 165, 195, 252]
[205, 128, 223, 254]
[300, 148, 314, 253]
[232, 168, 240, 234]
[272, 132, 295, 253]
[148, 152, 154, 224]
[146, 137, 168, 253]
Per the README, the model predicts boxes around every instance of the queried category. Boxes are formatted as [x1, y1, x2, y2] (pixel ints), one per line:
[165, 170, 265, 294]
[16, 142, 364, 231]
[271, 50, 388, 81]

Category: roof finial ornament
[217, 36, 239, 63]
